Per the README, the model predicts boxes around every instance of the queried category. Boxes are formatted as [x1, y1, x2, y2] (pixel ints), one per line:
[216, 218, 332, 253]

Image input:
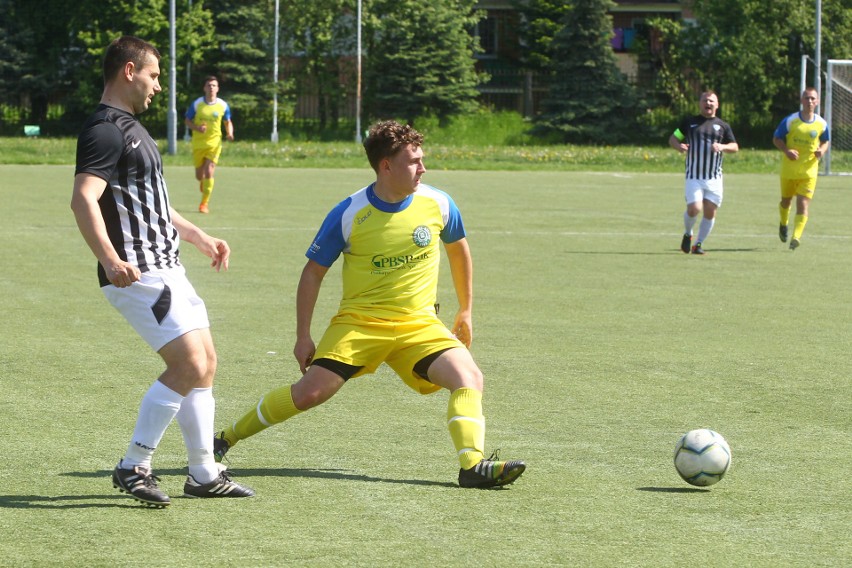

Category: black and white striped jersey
[75, 104, 181, 287]
[675, 115, 737, 181]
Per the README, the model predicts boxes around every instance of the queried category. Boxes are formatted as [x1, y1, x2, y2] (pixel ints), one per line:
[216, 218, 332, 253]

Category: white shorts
[685, 178, 724, 207]
[102, 266, 209, 352]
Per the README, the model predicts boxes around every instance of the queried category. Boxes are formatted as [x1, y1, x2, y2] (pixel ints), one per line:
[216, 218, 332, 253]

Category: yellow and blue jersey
[774, 112, 829, 179]
[307, 183, 466, 320]
[185, 97, 231, 150]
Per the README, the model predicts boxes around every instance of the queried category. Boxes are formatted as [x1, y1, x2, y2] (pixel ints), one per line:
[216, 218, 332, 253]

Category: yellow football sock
[779, 204, 791, 226]
[447, 387, 485, 470]
[200, 178, 214, 205]
[793, 214, 808, 240]
[222, 384, 302, 446]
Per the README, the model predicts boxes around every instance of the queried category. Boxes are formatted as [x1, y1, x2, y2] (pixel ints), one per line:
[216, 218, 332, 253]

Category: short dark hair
[363, 121, 424, 172]
[103, 36, 160, 85]
[204, 76, 219, 87]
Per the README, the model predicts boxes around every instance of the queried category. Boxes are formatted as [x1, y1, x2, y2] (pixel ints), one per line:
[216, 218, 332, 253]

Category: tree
[67, 0, 215, 131]
[0, 0, 79, 126]
[647, 0, 852, 145]
[363, 0, 483, 125]
[512, 0, 572, 74]
[281, 0, 355, 130]
[534, 0, 644, 144]
[194, 0, 276, 117]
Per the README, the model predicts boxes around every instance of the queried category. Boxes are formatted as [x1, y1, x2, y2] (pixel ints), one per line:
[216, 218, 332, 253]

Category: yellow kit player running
[214, 120, 526, 489]
[773, 87, 830, 250]
[185, 76, 233, 213]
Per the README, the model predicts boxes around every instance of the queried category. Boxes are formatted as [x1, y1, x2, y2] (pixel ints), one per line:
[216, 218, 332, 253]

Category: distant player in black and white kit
[669, 90, 739, 255]
[70, 36, 254, 507]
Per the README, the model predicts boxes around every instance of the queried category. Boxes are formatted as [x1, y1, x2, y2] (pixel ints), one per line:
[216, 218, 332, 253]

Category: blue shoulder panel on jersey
[306, 196, 352, 267]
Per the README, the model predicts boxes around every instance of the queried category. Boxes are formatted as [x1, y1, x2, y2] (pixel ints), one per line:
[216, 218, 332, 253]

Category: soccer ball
[673, 429, 731, 487]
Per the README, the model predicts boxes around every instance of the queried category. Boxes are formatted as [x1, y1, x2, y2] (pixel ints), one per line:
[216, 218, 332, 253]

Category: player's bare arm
[170, 208, 230, 271]
[224, 119, 234, 141]
[71, 172, 140, 288]
[712, 141, 739, 154]
[444, 238, 474, 348]
[814, 140, 830, 159]
[668, 134, 688, 153]
[184, 117, 207, 133]
[294, 260, 330, 373]
[773, 137, 799, 161]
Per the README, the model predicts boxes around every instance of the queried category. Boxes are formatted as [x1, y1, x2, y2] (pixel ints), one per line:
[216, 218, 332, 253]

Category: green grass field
[1, 165, 850, 566]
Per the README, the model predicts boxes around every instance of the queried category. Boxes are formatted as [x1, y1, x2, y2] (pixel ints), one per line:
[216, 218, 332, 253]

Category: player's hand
[785, 149, 799, 161]
[105, 260, 141, 288]
[452, 311, 473, 348]
[678, 143, 689, 153]
[192, 235, 230, 271]
[294, 337, 316, 374]
[208, 238, 230, 272]
[197, 124, 207, 133]
[814, 148, 824, 159]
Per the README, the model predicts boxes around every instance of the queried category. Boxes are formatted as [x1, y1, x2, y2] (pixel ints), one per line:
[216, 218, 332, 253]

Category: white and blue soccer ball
[673, 429, 731, 487]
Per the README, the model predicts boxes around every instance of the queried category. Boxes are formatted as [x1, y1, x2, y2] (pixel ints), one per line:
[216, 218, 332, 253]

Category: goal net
[824, 60, 852, 175]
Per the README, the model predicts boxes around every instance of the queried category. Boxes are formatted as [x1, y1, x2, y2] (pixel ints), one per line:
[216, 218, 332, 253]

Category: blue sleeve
[306, 198, 351, 267]
[223, 102, 231, 121]
[773, 117, 789, 139]
[440, 194, 466, 243]
[820, 128, 830, 142]
[185, 99, 197, 120]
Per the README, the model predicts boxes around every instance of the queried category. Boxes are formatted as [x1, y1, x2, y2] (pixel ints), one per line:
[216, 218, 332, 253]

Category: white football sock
[122, 380, 183, 470]
[175, 387, 219, 483]
[697, 217, 715, 244]
[683, 211, 698, 235]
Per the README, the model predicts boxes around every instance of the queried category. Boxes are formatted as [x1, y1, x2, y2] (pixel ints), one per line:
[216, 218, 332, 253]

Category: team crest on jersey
[713, 124, 721, 132]
[412, 225, 431, 247]
[810, 130, 818, 138]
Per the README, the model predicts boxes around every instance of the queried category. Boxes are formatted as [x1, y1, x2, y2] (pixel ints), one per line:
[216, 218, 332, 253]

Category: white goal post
[823, 60, 852, 175]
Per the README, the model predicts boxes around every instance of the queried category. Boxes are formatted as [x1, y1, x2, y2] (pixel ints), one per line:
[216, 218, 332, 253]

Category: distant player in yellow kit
[185, 76, 233, 213]
[213, 120, 526, 489]
[773, 87, 830, 250]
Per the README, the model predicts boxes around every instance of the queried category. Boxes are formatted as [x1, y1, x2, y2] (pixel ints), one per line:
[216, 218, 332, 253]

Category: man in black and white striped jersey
[669, 91, 739, 255]
[71, 36, 254, 507]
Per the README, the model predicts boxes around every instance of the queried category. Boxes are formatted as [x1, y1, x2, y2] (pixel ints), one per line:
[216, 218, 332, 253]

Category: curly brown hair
[363, 121, 424, 172]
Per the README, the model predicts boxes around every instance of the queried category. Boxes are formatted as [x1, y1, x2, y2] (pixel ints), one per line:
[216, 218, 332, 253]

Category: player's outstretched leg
[112, 460, 171, 508]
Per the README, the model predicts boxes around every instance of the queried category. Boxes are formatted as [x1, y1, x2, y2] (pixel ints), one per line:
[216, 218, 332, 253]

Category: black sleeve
[675, 117, 690, 138]
[722, 122, 737, 144]
[75, 121, 123, 182]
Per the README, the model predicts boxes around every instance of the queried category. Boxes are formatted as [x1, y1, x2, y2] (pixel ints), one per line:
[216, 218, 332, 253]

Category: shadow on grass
[0, 494, 147, 509]
[61, 468, 458, 489]
[636, 486, 711, 493]
[560, 248, 760, 256]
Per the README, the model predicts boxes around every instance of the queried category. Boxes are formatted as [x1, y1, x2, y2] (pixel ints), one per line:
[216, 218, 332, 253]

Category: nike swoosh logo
[131, 140, 142, 148]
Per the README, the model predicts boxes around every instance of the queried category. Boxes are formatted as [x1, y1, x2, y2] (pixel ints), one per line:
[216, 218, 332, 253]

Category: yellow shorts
[780, 177, 817, 200]
[313, 312, 466, 394]
[192, 145, 222, 169]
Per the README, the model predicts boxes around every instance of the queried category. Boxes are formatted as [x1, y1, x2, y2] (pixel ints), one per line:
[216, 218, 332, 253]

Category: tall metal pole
[271, 0, 280, 143]
[355, 0, 362, 144]
[815, 0, 822, 100]
[184, 0, 192, 141]
[168, 0, 177, 155]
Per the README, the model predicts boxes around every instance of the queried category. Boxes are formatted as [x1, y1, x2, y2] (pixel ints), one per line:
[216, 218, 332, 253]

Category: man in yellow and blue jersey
[185, 76, 233, 213]
[213, 120, 525, 489]
[773, 87, 830, 250]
